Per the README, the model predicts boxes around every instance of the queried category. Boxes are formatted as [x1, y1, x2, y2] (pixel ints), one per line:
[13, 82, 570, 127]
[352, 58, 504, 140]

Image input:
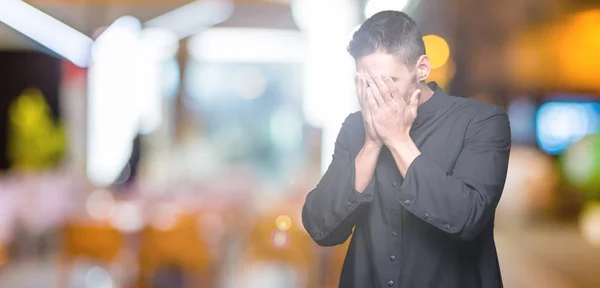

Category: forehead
[355, 52, 410, 76]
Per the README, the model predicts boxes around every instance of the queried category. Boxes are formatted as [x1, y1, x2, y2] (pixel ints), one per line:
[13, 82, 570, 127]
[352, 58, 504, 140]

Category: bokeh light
[85, 189, 116, 220]
[426, 56, 455, 90]
[553, 10, 600, 91]
[562, 134, 600, 197]
[109, 202, 143, 233]
[423, 35, 450, 70]
[497, 146, 559, 224]
[580, 203, 600, 247]
[150, 203, 180, 231]
[275, 215, 292, 231]
[536, 102, 600, 155]
[271, 230, 290, 248]
[84, 266, 114, 288]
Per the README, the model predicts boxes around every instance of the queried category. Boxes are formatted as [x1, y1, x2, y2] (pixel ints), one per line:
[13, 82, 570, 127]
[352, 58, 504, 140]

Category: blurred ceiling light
[0, 0, 93, 67]
[145, 0, 233, 40]
[87, 16, 142, 187]
[423, 35, 450, 70]
[291, 0, 358, 33]
[291, 0, 360, 174]
[94, 16, 141, 46]
[137, 27, 179, 61]
[188, 28, 307, 63]
[364, 0, 410, 18]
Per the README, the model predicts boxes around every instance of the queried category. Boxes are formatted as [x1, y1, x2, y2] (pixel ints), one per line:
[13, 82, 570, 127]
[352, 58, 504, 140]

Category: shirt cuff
[396, 154, 463, 233]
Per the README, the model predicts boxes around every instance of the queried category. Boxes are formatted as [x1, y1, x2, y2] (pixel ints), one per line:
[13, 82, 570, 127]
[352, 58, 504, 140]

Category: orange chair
[60, 221, 124, 287]
[137, 213, 213, 288]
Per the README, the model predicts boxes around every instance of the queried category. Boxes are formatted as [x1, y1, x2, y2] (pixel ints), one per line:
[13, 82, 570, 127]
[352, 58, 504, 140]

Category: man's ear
[415, 55, 431, 83]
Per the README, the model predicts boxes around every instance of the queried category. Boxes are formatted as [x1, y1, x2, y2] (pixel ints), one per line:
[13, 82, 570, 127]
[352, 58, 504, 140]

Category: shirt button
[392, 230, 397, 237]
[423, 213, 429, 219]
[392, 181, 397, 187]
[404, 200, 411, 206]
[388, 280, 394, 287]
[445, 224, 450, 229]
[390, 255, 396, 261]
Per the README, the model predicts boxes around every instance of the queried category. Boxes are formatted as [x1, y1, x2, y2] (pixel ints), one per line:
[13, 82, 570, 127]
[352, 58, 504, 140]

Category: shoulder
[338, 111, 366, 154]
[342, 111, 364, 129]
[445, 96, 510, 141]
[446, 95, 508, 124]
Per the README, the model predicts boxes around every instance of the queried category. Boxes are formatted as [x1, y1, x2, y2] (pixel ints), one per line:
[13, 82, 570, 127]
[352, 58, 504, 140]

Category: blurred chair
[236, 210, 319, 288]
[60, 221, 124, 287]
[137, 213, 213, 288]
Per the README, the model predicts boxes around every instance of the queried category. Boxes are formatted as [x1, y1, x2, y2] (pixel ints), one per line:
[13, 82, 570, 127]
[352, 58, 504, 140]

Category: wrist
[363, 140, 382, 152]
[388, 136, 421, 177]
[385, 133, 411, 148]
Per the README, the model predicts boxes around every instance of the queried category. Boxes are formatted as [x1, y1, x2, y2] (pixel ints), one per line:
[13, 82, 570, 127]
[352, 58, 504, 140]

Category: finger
[359, 75, 368, 107]
[382, 76, 401, 102]
[365, 74, 384, 106]
[365, 87, 379, 110]
[361, 78, 375, 119]
[355, 74, 363, 102]
[408, 89, 422, 113]
[372, 74, 393, 104]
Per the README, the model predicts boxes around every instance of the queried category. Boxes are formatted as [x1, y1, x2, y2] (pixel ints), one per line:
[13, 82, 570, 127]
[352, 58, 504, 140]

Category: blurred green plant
[7, 88, 66, 171]
[561, 133, 600, 202]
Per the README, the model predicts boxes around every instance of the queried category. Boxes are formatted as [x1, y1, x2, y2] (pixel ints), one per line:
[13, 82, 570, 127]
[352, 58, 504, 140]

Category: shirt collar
[413, 81, 446, 126]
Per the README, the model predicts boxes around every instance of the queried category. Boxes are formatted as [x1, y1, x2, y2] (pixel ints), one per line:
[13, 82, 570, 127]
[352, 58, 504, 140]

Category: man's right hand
[356, 73, 382, 147]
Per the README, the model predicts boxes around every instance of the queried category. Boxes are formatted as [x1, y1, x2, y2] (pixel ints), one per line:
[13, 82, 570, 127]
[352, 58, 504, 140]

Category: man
[302, 10, 511, 288]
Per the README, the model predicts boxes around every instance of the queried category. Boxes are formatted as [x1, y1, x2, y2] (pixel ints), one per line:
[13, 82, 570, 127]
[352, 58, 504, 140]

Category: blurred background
[0, 0, 599, 287]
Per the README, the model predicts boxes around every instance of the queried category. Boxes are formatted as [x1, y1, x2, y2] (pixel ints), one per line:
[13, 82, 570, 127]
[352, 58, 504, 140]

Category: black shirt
[302, 82, 511, 288]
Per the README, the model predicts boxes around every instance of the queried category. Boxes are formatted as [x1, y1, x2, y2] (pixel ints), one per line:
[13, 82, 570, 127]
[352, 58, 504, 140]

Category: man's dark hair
[348, 10, 426, 67]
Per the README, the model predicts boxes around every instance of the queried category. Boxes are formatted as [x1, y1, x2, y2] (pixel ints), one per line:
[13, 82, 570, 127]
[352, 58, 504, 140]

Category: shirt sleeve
[396, 109, 511, 241]
[302, 115, 375, 247]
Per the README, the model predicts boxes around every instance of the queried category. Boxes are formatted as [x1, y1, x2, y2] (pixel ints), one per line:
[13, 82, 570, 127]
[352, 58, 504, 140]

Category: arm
[389, 110, 511, 241]
[302, 115, 379, 247]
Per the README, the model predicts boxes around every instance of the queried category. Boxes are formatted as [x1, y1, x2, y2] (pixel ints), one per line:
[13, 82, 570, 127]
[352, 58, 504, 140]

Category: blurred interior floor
[1, 223, 600, 288]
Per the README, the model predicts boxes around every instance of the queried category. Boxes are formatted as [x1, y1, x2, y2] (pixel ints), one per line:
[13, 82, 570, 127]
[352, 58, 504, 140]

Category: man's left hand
[365, 74, 421, 146]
